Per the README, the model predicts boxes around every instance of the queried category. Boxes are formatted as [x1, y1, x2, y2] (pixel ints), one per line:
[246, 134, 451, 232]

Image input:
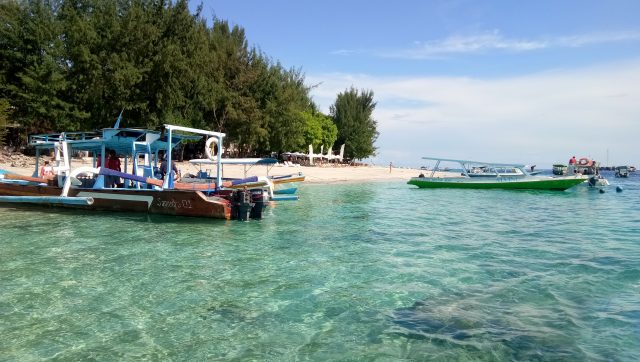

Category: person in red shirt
[105, 149, 121, 187]
[40, 160, 55, 178]
[569, 156, 577, 165]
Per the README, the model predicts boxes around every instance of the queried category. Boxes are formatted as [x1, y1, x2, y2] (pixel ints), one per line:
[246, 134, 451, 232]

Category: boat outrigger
[408, 157, 587, 191]
[0, 124, 301, 220]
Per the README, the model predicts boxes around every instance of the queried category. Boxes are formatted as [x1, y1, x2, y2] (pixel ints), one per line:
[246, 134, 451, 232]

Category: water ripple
[0, 177, 639, 360]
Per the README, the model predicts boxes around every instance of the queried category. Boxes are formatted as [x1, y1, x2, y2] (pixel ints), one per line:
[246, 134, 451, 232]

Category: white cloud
[330, 49, 362, 56]
[554, 31, 640, 48]
[307, 59, 640, 167]
[357, 30, 640, 59]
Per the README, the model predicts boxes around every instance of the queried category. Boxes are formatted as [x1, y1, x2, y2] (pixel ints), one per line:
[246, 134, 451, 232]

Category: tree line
[0, 0, 378, 160]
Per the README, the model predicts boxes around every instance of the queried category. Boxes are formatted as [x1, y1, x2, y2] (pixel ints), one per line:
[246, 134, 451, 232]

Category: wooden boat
[270, 173, 305, 196]
[408, 157, 588, 191]
[186, 156, 305, 199]
[0, 177, 230, 218]
[0, 125, 284, 220]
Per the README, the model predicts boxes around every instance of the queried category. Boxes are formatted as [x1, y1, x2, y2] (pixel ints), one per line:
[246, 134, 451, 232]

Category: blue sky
[192, 0, 640, 167]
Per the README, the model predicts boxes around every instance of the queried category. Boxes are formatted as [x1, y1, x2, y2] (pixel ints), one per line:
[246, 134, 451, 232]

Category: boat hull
[271, 174, 305, 184]
[274, 187, 297, 195]
[0, 182, 231, 219]
[407, 176, 587, 191]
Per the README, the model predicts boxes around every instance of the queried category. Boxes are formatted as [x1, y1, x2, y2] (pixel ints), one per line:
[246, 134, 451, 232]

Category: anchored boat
[552, 164, 568, 176]
[0, 124, 297, 220]
[615, 166, 629, 178]
[408, 157, 587, 191]
[558, 157, 610, 187]
[185, 156, 304, 201]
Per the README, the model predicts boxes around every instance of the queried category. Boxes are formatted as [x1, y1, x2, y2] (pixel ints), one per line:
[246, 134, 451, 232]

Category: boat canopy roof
[421, 157, 526, 168]
[29, 127, 202, 156]
[189, 158, 278, 165]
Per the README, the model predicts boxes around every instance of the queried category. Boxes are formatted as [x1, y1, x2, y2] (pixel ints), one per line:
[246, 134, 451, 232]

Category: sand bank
[0, 154, 424, 184]
[188, 163, 423, 184]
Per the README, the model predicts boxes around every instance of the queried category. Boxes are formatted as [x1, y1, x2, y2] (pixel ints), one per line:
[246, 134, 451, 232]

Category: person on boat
[160, 151, 181, 181]
[106, 149, 121, 187]
[40, 160, 54, 178]
[569, 156, 577, 165]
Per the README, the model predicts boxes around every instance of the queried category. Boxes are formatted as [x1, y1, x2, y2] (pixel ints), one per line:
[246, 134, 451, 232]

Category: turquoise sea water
[1, 172, 639, 360]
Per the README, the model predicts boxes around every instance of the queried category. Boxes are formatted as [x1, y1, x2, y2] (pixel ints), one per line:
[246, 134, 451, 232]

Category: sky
[191, 0, 640, 168]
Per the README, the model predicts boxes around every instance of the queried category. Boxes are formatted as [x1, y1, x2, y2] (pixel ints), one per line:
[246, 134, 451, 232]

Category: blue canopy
[29, 128, 201, 156]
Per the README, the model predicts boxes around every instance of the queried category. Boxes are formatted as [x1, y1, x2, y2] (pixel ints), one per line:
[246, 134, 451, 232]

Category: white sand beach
[191, 163, 423, 184]
[0, 153, 424, 184]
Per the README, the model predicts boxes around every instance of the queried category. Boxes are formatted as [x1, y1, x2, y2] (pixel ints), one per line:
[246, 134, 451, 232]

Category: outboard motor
[232, 189, 254, 221]
[588, 176, 597, 187]
[249, 190, 268, 219]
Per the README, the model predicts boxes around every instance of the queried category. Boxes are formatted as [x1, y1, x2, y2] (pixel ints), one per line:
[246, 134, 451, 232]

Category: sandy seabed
[0, 155, 424, 184]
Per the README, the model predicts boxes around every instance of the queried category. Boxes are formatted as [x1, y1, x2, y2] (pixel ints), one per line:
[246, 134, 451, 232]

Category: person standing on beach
[389, 162, 393, 173]
[160, 151, 181, 181]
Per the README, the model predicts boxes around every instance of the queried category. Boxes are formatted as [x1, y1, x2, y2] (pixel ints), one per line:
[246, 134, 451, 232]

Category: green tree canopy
[0, 99, 10, 146]
[1, 0, 88, 134]
[0, 0, 369, 159]
[301, 110, 337, 153]
[330, 87, 379, 160]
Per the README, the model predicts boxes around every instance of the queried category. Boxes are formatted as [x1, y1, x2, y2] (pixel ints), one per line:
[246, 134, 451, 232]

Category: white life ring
[205, 137, 218, 161]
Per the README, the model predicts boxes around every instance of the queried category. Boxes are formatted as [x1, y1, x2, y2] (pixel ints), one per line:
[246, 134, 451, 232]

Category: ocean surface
[1, 171, 639, 360]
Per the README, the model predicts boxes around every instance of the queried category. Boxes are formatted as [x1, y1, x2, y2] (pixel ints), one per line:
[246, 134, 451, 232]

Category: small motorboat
[615, 166, 629, 178]
[587, 174, 610, 187]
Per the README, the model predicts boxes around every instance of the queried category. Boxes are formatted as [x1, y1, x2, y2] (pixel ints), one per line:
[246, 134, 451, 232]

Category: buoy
[616, 186, 623, 192]
[205, 137, 218, 161]
[599, 188, 605, 194]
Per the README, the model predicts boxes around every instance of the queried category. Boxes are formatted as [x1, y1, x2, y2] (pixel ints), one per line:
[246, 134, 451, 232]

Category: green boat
[408, 157, 587, 191]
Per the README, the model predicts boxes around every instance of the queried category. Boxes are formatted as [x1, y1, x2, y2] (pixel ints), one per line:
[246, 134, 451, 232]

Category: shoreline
[0, 153, 423, 184]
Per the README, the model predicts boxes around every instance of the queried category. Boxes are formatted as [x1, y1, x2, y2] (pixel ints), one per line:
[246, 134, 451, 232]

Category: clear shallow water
[1, 172, 639, 360]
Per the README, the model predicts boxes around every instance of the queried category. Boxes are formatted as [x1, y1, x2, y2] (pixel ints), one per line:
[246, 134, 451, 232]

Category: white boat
[467, 165, 526, 178]
[586, 174, 610, 187]
[552, 164, 567, 175]
[615, 166, 629, 178]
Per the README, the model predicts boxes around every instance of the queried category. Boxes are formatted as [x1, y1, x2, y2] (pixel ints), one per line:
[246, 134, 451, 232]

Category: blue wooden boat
[0, 124, 287, 220]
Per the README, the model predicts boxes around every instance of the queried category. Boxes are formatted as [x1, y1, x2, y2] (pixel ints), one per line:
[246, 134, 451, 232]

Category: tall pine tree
[330, 87, 379, 160]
